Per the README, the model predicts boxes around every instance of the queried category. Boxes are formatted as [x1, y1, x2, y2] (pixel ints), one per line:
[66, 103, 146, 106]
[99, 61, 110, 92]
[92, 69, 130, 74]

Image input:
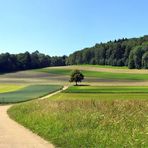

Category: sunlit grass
[0, 84, 26, 93]
[37, 68, 148, 80]
[50, 92, 148, 101]
[64, 86, 148, 93]
[77, 64, 128, 69]
[8, 99, 148, 147]
[7, 81, 148, 147]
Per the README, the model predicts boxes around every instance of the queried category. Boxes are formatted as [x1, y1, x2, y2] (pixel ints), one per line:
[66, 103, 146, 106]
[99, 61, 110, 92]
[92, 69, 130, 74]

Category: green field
[0, 85, 62, 104]
[64, 86, 148, 93]
[3, 65, 148, 147]
[0, 84, 26, 93]
[50, 86, 148, 100]
[8, 85, 148, 147]
[51, 92, 148, 100]
[78, 64, 128, 69]
[37, 68, 148, 81]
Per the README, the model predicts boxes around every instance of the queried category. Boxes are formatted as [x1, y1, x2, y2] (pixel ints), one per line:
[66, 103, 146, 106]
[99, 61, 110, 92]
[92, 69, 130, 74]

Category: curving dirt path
[39, 86, 68, 100]
[0, 86, 68, 148]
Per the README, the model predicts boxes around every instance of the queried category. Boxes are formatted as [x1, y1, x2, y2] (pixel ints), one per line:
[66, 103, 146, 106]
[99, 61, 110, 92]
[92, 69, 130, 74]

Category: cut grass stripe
[64, 86, 148, 93]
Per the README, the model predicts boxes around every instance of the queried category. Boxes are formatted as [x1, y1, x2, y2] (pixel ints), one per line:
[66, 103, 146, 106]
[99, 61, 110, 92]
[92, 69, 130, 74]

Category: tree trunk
[76, 81, 78, 86]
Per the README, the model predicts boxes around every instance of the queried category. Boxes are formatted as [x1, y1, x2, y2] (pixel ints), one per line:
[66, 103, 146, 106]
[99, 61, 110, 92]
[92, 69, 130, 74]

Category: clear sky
[0, 0, 148, 56]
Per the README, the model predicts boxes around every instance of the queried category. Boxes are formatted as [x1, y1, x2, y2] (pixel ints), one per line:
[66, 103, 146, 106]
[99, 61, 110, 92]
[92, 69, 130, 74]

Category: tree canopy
[66, 35, 148, 69]
[1, 35, 148, 73]
[70, 70, 84, 85]
[0, 51, 67, 73]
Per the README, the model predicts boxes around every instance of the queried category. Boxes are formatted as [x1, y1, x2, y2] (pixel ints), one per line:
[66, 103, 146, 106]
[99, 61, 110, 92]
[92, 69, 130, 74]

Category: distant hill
[66, 35, 148, 69]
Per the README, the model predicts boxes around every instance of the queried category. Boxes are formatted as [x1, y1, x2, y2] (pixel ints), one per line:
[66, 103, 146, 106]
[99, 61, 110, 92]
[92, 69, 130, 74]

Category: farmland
[0, 84, 26, 93]
[1, 2, 148, 147]
[0, 85, 62, 104]
[37, 65, 148, 81]
[0, 65, 148, 147]
[2, 65, 148, 86]
[64, 86, 148, 93]
[9, 88, 148, 147]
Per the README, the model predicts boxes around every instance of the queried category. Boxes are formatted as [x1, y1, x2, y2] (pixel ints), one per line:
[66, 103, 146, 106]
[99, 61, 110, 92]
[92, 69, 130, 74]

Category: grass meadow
[8, 85, 148, 147]
[2, 65, 148, 147]
[0, 85, 62, 104]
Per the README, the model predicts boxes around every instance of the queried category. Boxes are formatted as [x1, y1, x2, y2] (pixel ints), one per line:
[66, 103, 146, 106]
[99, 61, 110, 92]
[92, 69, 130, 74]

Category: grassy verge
[0, 85, 62, 104]
[8, 99, 148, 147]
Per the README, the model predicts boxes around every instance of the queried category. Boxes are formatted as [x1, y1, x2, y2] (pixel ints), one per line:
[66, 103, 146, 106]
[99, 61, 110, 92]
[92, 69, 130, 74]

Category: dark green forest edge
[1, 35, 148, 73]
[67, 35, 148, 69]
[0, 51, 67, 73]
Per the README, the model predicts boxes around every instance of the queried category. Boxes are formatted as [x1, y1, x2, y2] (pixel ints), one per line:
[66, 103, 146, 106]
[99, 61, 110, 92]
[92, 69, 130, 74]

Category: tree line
[0, 51, 67, 73]
[66, 35, 148, 69]
[1, 35, 148, 73]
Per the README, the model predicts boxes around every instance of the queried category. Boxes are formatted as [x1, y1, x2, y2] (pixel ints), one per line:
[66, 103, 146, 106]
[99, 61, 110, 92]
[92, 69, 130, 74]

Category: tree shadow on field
[74, 84, 90, 86]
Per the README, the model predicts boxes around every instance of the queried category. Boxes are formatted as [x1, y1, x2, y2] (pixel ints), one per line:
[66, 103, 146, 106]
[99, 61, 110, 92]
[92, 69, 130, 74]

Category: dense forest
[66, 35, 148, 69]
[0, 51, 67, 73]
[1, 35, 148, 73]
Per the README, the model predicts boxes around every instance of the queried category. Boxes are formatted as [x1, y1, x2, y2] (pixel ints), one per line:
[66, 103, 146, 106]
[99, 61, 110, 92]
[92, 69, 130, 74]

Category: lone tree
[69, 70, 84, 86]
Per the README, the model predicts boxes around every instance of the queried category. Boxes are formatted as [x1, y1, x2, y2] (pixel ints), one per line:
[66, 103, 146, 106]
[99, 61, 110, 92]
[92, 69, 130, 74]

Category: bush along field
[0, 84, 62, 104]
[8, 85, 148, 147]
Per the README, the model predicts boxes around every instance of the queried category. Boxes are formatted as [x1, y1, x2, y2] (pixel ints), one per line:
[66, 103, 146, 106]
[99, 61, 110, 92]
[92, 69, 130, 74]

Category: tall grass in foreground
[8, 100, 148, 147]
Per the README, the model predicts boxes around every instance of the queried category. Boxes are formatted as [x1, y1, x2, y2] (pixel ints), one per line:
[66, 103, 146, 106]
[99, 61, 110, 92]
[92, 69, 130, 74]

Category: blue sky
[0, 0, 147, 56]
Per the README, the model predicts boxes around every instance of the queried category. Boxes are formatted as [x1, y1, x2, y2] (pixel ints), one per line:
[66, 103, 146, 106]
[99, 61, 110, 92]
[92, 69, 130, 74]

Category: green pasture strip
[0, 85, 62, 104]
[36, 68, 71, 75]
[83, 71, 148, 80]
[0, 84, 27, 93]
[64, 86, 148, 93]
[77, 64, 128, 69]
[36, 68, 148, 80]
[8, 99, 148, 147]
[50, 92, 148, 101]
